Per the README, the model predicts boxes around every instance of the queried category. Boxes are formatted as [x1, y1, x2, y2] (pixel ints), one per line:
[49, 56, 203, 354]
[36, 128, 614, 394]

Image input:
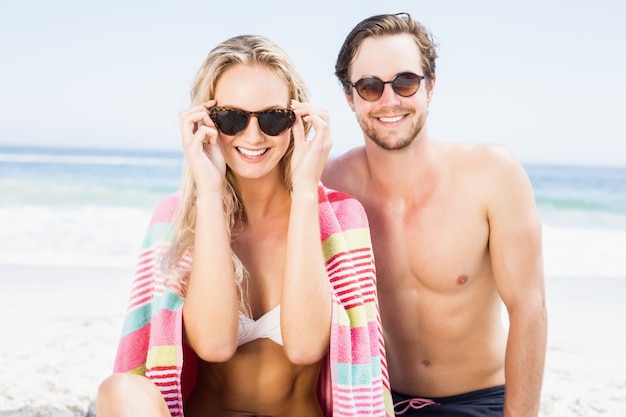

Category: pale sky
[1, 0, 625, 167]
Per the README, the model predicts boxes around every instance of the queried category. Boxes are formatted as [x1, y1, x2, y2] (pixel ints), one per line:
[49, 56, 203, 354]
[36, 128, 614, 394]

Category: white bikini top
[237, 304, 283, 346]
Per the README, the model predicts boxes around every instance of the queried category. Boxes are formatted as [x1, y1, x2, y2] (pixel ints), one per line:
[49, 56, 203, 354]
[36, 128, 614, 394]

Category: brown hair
[335, 13, 438, 95]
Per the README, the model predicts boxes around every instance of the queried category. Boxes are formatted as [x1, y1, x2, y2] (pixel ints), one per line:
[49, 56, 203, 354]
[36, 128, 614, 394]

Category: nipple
[456, 274, 468, 285]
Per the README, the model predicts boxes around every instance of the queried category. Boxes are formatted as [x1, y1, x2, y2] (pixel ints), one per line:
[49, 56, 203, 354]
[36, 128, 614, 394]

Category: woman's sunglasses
[209, 106, 296, 136]
[349, 72, 425, 102]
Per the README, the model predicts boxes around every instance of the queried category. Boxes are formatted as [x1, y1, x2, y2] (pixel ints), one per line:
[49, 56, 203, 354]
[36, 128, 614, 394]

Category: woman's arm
[179, 101, 239, 362]
[281, 101, 333, 364]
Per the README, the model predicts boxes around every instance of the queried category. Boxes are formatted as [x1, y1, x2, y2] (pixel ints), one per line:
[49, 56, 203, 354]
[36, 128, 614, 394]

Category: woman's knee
[98, 373, 144, 400]
[97, 373, 170, 417]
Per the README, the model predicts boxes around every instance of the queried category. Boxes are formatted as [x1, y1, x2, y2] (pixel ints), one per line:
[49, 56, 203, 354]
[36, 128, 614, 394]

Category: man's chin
[368, 135, 414, 151]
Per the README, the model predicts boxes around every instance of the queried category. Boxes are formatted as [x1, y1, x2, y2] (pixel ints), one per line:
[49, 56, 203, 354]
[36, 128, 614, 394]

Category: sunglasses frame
[349, 72, 426, 102]
[209, 106, 296, 136]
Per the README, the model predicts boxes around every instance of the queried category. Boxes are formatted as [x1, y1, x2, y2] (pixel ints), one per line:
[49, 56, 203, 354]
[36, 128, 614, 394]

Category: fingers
[288, 101, 333, 191]
[178, 101, 226, 191]
[194, 125, 217, 145]
[290, 100, 331, 149]
[179, 100, 217, 146]
[291, 104, 307, 144]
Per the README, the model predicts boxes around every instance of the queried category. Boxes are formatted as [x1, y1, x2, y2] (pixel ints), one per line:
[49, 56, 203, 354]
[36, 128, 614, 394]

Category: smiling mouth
[237, 147, 268, 157]
[377, 115, 406, 123]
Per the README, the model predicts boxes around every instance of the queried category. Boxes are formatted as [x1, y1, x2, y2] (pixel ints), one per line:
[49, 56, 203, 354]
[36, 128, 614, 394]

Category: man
[322, 13, 547, 417]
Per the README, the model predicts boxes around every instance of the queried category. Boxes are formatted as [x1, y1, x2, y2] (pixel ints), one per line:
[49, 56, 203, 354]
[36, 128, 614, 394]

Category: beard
[357, 108, 427, 151]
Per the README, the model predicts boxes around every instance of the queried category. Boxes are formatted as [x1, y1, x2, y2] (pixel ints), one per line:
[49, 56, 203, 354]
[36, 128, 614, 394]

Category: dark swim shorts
[392, 385, 505, 416]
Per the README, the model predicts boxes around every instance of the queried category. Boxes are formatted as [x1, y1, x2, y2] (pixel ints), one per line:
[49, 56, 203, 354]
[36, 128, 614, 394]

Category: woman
[97, 35, 393, 417]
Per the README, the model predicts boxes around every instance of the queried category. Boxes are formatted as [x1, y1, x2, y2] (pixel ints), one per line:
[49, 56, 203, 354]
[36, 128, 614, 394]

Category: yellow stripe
[344, 306, 366, 327]
[322, 228, 372, 261]
[346, 301, 378, 326]
[146, 345, 177, 368]
[337, 301, 378, 328]
[128, 363, 146, 375]
[336, 305, 350, 326]
[363, 300, 379, 321]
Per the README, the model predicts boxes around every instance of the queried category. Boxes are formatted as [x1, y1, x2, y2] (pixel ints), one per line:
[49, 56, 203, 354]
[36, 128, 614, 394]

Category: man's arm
[486, 146, 547, 417]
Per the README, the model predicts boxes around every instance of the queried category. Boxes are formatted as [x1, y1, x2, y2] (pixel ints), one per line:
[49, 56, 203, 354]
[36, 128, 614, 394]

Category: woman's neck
[237, 175, 291, 223]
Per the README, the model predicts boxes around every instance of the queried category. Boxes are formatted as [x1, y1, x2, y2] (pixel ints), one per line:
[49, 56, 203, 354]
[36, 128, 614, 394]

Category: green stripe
[336, 359, 383, 386]
[157, 289, 185, 311]
[121, 303, 152, 336]
[120, 290, 184, 336]
[141, 222, 174, 248]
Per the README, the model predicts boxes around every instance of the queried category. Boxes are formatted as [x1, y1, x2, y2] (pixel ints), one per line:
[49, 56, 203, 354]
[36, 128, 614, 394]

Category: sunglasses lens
[352, 73, 423, 101]
[355, 78, 384, 101]
[392, 73, 421, 97]
[258, 109, 295, 136]
[211, 109, 249, 135]
[210, 107, 295, 136]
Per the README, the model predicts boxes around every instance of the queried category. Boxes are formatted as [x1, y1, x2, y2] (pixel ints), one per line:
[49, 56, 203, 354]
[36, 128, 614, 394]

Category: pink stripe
[127, 295, 151, 310]
[113, 325, 150, 372]
[135, 260, 154, 274]
[150, 309, 180, 345]
[368, 321, 380, 357]
[350, 326, 375, 364]
[327, 194, 369, 234]
[129, 286, 152, 304]
[333, 325, 377, 364]
[326, 248, 371, 270]
[148, 193, 179, 225]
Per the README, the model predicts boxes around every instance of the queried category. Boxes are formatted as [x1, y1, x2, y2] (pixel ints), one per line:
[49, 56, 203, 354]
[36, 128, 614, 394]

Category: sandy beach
[0, 265, 131, 417]
[1, 246, 626, 416]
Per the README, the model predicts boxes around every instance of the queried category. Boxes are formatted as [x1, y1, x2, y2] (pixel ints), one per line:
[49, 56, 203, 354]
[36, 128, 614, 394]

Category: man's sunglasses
[209, 106, 296, 136]
[349, 72, 425, 102]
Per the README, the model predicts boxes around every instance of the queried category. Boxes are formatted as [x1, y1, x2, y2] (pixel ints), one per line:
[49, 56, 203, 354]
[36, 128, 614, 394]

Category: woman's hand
[289, 100, 332, 193]
[179, 100, 226, 195]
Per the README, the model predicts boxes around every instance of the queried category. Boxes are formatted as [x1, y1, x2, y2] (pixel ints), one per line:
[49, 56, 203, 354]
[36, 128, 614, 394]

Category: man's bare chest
[365, 196, 490, 292]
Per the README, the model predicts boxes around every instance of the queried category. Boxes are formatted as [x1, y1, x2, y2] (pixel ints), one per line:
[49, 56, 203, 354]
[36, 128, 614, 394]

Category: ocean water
[0, 146, 184, 268]
[1, 145, 625, 278]
[528, 164, 626, 230]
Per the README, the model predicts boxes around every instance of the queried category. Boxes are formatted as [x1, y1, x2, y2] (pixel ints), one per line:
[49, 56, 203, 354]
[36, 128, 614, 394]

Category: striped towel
[112, 186, 394, 416]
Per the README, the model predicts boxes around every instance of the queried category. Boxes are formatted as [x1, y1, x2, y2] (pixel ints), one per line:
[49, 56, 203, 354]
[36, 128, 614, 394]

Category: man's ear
[344, 90, 356, 112]
[426, 74, 436, 104]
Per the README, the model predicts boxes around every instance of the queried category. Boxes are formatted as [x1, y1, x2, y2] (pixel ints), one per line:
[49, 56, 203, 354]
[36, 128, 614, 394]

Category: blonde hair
[163, 35, 310, 313]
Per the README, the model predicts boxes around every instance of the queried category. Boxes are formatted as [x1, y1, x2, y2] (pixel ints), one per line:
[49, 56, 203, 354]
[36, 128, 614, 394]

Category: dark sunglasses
[349, 72, 425, 102]
[209, 106, 296, 136]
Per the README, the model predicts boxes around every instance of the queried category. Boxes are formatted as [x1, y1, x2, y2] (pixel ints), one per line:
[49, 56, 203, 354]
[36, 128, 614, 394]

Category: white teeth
[378, 115, 404, 123]
[237, 147, 267, 157]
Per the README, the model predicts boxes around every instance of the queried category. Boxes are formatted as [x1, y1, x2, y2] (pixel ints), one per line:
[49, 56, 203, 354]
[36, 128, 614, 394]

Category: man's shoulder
[326, 146, 367, 169]
[444, 143, 533, 208]
[322, 146, 367, 190]
[444, 142, 522, 173]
